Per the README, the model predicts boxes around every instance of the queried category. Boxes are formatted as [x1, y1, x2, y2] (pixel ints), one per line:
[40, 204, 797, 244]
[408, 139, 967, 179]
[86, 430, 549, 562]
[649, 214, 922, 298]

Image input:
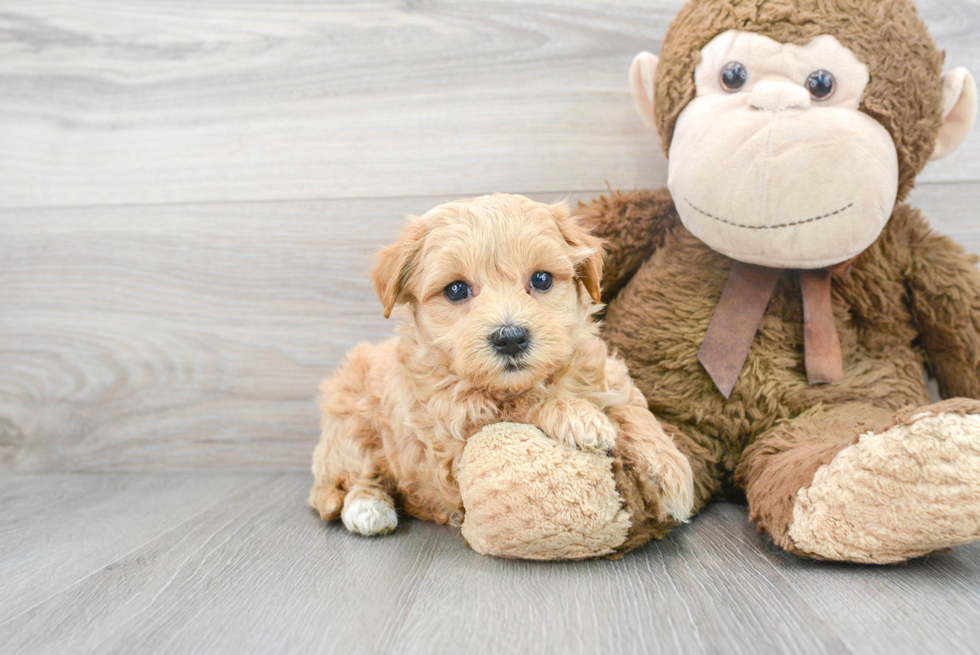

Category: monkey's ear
[371, 217, 425, 319]
[630, 52, 660, 128]
[548, 202, 604, 304]
[930, 67, 977, 161]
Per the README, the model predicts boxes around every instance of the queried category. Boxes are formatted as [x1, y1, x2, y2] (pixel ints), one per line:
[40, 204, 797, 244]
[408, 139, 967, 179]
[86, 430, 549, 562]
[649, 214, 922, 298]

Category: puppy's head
[371, 194, 603, 393]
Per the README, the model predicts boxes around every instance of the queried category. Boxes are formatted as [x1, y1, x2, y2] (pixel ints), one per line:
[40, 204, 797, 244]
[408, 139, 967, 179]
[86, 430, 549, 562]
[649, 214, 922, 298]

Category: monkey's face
[666, 31, 898, 269]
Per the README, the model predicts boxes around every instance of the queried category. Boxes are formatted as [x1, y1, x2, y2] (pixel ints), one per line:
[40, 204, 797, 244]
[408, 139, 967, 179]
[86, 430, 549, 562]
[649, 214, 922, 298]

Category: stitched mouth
[685, 197, 853, 230]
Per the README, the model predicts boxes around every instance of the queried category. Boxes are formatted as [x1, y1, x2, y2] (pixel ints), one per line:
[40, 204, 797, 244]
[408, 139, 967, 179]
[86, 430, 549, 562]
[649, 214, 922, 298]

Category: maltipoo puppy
[309, 193, 694, 536]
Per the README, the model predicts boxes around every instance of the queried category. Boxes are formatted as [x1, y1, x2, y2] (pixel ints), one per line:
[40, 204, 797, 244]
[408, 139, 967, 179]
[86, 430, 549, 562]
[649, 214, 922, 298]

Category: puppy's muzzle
[490, 325, 530, 358]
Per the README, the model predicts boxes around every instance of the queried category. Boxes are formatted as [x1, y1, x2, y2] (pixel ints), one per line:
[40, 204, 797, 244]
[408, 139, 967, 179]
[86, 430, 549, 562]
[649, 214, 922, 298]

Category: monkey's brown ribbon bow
[697, 258, 857, 399]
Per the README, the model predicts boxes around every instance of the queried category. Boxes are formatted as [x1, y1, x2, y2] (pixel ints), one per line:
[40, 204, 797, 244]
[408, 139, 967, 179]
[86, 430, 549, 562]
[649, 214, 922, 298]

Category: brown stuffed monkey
[459, 0, 980, 564]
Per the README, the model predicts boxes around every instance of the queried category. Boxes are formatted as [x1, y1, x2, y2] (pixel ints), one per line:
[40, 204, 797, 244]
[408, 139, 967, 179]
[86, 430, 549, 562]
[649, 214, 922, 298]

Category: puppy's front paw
[341, 497, 398, 536]
[545, 399, 618, 452]
[612, 403, 696, 523]
[650, 449, 695, 523]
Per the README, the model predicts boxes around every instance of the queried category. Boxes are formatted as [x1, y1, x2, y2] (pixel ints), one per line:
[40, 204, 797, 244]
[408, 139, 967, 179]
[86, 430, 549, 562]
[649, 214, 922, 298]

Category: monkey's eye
[529, 271, 553, 292]
[806, 70, 836, 100]
[720, 62, 748, 92]
[444, 281, 471, 302]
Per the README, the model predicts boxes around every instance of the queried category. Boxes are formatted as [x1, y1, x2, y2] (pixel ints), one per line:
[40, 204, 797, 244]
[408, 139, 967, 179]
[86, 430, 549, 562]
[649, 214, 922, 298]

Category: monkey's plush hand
[456, 422, 631, 560]
[456, 417, 690, 560]
[530, 397, 618, 452]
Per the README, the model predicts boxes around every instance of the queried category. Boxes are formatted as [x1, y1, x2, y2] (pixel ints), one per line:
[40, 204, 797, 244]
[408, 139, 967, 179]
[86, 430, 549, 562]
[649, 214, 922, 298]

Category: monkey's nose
[748, 81, 811, 111]
[490, 325, 530, 357]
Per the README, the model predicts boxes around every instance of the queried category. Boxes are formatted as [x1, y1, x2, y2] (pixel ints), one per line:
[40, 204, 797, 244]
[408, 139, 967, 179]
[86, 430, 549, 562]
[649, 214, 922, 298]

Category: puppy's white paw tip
[342, 498, 398, 536]
[667, 502, 693, 524]
[653, 460, 696, 524]
[576, 411, 618, 452]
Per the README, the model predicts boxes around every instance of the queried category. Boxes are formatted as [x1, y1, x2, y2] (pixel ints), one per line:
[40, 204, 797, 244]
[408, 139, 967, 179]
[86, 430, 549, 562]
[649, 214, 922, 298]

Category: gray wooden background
[4, 5, 980, 654]
[2, 0, 979, 472]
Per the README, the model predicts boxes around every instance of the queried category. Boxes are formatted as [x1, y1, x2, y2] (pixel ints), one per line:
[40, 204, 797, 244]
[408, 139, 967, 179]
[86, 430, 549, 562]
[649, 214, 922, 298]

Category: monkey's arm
[903, 206, 980, 399]
[576, 188, 681, 303]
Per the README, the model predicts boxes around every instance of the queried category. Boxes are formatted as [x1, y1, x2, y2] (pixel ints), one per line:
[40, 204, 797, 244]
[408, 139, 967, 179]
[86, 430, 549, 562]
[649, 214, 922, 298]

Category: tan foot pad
[789, 411, 980, 564]
[458, 423, 631, 560]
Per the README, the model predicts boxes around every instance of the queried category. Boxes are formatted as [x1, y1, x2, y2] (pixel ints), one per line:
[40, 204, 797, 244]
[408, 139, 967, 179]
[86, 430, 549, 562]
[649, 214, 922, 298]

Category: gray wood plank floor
[3, 1, 980, 653]
[1, 473, 979, 655]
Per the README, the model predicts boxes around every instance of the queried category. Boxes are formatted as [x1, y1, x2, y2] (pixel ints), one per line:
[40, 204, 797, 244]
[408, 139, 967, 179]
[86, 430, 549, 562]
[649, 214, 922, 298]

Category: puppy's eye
[805, 70, 835, 100]
[720, 62, 748, 92]
[444, 281, 471, 303]
[529, 271, 553, 292]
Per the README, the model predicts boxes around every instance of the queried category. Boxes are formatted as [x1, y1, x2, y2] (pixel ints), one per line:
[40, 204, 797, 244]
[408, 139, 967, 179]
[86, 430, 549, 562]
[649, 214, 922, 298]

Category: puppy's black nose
[490, 325, 530, 357]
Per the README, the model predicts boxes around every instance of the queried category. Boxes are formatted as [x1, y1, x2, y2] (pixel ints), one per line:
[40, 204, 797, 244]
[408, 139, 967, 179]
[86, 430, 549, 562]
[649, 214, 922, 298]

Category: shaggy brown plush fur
[581, 184, 980, 561]
[446, 0, 977, 562]
[564, 0, 980, 565]
[654, 0, 945, 200]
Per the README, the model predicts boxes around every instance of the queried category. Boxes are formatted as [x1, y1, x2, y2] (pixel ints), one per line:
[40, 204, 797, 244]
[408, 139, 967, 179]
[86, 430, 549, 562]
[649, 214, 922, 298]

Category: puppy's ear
[548, 202, 604, 303]
[371, 217, 425, 319]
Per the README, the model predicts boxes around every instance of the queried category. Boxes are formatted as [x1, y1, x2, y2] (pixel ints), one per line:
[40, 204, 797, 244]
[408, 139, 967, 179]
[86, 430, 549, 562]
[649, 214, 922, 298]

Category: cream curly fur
[308, 193, 694, 535]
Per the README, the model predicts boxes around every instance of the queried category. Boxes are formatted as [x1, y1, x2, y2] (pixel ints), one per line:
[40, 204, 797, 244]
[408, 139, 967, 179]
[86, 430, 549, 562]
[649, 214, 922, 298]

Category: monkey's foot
[458, 423, 631, 560]
[788, 401, 980, 564]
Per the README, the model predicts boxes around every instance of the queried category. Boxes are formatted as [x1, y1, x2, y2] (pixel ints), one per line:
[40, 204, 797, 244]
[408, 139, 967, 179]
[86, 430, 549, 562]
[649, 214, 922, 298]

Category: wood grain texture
[0, 473, 276, 625]
[0, 473, 453, 655]
[1, 185, 979, 472]
[0, 0, 978, 210]
[0, 192, 598, 472]
[388, 502, 847, 655]
[0, 198, 402, 471]
[4, 3, 980, 653]
[763, 547, 980, 653]
[1, 0, 979, 474]
[1, 474, 979, 655]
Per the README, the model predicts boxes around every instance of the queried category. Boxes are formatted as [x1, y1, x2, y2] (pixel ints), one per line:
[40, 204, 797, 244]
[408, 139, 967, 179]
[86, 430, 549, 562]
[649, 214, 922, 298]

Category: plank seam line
[0, 189, 621, 215]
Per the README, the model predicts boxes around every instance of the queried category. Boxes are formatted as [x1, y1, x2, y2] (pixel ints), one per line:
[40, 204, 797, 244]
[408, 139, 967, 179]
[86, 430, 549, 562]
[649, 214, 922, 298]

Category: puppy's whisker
[503, 360, 528, 372]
